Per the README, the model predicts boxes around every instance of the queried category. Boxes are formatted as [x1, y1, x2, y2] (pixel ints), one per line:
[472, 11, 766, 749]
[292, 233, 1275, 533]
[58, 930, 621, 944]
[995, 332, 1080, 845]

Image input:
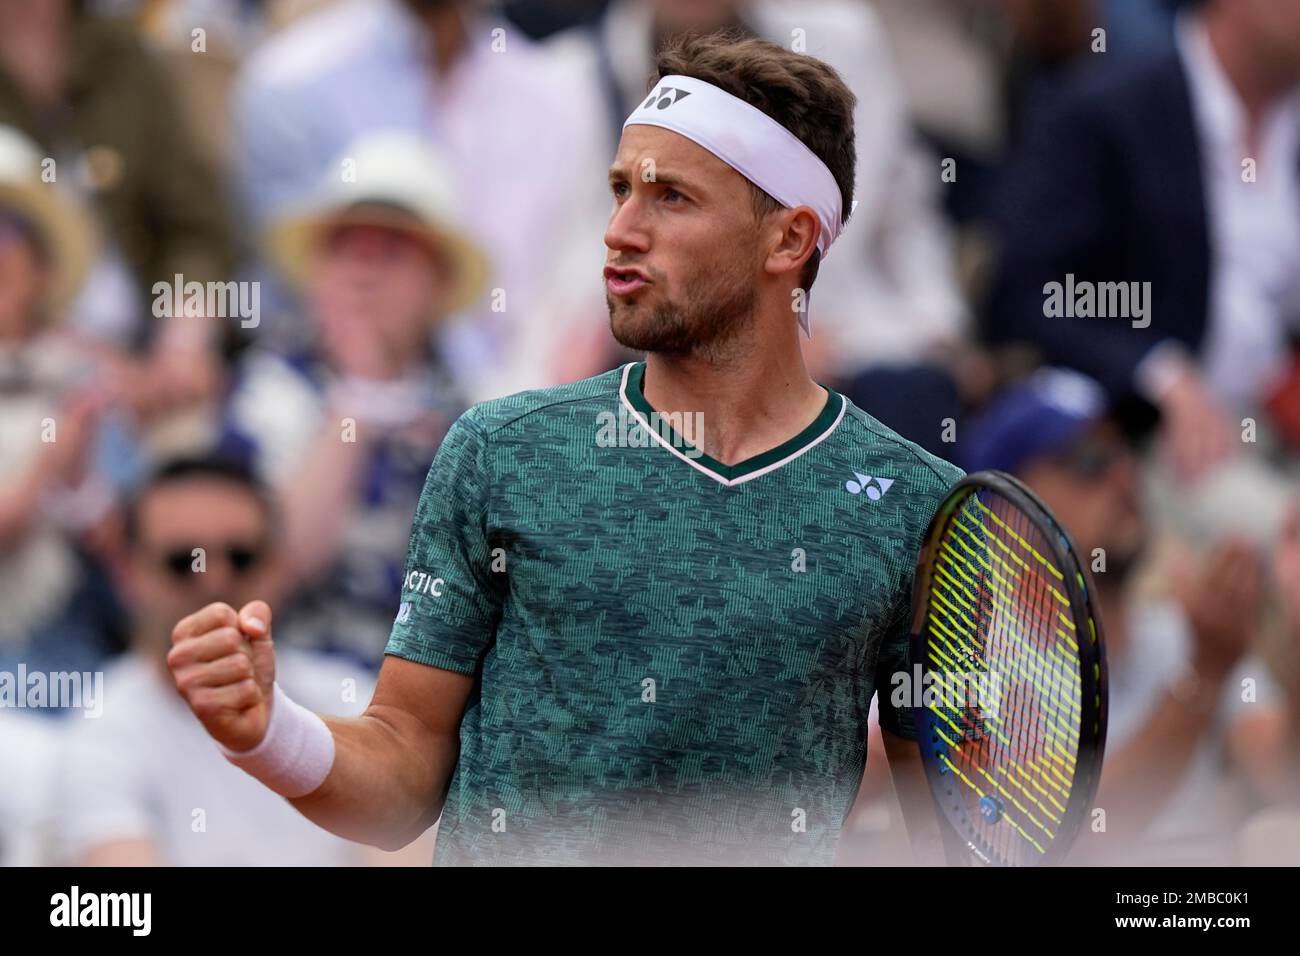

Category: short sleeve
[384, 412, 504, 675]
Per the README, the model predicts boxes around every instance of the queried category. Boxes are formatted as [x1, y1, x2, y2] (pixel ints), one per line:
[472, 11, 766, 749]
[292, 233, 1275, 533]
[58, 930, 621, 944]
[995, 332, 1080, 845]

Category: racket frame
[907, 469, 1109, 866]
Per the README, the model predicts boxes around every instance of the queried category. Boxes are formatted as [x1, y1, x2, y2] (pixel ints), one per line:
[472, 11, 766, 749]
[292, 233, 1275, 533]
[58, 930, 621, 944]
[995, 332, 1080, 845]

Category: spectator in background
[869, 0, 1178, 227]
[0, 123, 130, 683]
[547, 0, 972, 453]
[54, 456, 379, 866]
[1000, 0, 1179, 130]
[0, 0, 235, 419]
[232, 0, 610, 401]
[961, 368, 1300, 865]
[987, 0, 1300, 481]
[218, 133, 484, 668]
[868, 0, 1011, 229]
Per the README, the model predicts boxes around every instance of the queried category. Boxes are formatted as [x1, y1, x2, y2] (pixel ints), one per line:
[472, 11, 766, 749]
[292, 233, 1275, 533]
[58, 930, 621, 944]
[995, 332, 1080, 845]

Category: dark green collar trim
[622, 361, 843, 483]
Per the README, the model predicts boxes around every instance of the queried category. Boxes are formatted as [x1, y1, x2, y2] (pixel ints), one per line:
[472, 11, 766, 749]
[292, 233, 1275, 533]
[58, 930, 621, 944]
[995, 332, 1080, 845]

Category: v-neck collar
[618, 362, 846, 487]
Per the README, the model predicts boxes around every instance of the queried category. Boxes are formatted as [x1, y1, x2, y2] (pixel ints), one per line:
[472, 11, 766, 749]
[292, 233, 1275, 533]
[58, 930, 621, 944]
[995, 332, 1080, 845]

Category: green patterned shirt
[385, 363, 963, 865]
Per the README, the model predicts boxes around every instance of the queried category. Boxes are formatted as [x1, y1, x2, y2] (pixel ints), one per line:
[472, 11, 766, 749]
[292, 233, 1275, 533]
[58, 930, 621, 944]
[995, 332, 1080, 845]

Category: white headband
[622, 75, 845, 334]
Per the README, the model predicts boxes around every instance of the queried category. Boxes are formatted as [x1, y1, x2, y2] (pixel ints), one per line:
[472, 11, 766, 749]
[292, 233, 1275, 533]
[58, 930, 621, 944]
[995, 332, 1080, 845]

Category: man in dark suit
[987, 0, 1300, 479]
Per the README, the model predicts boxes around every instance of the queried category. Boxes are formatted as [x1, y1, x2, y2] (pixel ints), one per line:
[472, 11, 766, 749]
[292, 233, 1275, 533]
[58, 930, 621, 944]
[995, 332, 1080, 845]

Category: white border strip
[617, 363, 846, 488]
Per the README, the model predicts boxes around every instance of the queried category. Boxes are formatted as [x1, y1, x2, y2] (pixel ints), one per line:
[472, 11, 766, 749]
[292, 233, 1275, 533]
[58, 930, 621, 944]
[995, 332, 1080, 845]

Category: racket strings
[936, 522, 1079, 764]
[923, 489, 1085, 864]
[985, 496, 1079, 863]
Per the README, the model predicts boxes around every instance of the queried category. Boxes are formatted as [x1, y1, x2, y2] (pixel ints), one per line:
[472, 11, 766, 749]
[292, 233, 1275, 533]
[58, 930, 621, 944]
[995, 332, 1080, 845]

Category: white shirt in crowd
[52, 649, 373, 866]
[0, 710, 61, 866]
[1177, 13, 1300, 409]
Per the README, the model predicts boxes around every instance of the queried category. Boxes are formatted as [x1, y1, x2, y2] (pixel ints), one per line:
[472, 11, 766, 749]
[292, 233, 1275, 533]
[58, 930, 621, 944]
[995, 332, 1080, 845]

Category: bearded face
[607, 234, 758, 357]
[604, 125, 775, 359]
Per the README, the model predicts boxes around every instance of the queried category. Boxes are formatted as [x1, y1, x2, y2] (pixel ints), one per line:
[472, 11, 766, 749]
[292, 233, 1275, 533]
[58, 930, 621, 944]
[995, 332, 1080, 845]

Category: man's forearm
[287, 705, 458, 851]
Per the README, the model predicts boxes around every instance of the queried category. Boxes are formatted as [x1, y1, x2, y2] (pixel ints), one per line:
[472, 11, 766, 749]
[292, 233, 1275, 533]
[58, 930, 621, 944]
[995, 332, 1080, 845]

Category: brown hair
[652, 32, 857, 292]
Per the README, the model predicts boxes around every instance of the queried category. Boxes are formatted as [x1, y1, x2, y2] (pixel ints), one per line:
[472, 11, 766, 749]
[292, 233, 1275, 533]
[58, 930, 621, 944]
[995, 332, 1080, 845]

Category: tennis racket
[909, 470, 1107, 866]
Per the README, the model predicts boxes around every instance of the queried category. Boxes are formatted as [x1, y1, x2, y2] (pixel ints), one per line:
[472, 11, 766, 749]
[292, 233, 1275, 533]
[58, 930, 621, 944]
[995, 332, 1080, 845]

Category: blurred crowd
[1, 0, 1299, 866]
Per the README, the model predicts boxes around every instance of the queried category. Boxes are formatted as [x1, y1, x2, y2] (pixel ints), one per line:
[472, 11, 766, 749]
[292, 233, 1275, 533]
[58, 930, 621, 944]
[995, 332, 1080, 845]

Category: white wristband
[220, 683, 336, 798]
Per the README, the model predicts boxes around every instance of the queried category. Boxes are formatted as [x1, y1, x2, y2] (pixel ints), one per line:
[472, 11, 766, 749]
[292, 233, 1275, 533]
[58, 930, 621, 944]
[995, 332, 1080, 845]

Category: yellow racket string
[933, 543, 1081, 763]
[952, 511, 1079, 653]
[945, 518, 1083, 720]
[934, 548, 1080, 787]
[925, 672, 1066, 827]
[921, 491, 1086, 862]
[924, 637, 1072, 821]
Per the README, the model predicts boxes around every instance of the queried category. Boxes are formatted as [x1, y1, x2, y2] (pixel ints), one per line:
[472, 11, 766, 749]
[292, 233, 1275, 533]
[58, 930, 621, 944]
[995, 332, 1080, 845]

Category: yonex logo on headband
[642, 87, 693, 110]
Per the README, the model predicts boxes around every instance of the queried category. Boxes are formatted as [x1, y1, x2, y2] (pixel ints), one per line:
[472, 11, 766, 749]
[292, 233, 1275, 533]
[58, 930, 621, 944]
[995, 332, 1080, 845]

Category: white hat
[268, 132, 490, 315]
[0, 125, 98, 308]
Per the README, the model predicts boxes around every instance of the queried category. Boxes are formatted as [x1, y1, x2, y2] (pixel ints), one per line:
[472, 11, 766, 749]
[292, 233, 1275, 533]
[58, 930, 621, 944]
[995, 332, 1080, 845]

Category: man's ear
[762, 206, 820, 279]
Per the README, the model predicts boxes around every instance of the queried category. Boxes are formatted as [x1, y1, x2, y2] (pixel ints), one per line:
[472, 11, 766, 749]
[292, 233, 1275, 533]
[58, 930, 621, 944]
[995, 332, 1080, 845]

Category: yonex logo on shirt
[845, 472, 895, 499]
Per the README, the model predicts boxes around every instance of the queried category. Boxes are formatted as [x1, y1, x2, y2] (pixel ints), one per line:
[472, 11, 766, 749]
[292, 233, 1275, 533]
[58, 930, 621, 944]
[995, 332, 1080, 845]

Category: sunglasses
[156, 543, 265, 581]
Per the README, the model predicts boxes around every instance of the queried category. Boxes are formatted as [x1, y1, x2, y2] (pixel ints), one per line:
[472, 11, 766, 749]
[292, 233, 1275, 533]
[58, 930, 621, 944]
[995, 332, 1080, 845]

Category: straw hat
[0, 125, 98, 307]
[268, 132, 490, 314]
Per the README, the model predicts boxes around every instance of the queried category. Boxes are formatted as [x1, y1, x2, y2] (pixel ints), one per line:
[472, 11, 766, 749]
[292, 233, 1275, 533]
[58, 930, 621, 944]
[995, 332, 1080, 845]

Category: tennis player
[169, 34, 963, 865]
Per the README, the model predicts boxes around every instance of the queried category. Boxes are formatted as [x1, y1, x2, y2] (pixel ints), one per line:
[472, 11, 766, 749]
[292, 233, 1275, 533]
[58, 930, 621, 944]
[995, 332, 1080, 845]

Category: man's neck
[641, 346, 826, 467]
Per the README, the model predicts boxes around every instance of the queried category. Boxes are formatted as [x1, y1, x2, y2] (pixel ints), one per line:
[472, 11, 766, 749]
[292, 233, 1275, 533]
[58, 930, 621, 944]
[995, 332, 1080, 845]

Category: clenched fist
[168, 600, 277, 752]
